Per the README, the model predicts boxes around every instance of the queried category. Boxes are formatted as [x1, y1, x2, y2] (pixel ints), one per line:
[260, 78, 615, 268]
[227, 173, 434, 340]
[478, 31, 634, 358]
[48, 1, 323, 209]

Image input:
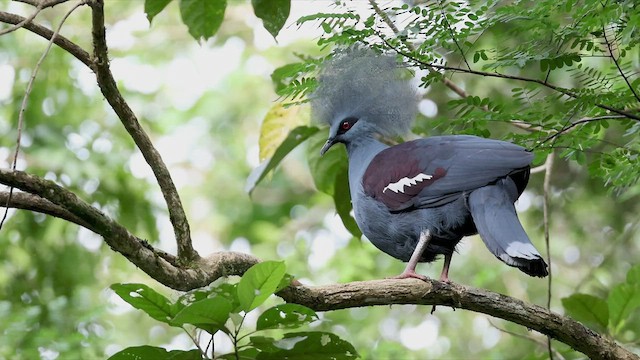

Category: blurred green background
[0, 0, 638, 359]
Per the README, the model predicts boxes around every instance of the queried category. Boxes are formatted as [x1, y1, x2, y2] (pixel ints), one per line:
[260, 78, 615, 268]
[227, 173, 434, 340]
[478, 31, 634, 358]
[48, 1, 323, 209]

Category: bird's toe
[388, 270, 429, 282]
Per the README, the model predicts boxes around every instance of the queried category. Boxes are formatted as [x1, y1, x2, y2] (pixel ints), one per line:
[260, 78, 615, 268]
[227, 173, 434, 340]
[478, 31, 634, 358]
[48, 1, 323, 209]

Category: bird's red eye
[341, 121, 351, 130]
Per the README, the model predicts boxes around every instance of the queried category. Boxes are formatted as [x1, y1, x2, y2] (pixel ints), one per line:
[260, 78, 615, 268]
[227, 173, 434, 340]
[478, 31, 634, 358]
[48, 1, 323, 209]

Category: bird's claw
[388, 271, 428, 281]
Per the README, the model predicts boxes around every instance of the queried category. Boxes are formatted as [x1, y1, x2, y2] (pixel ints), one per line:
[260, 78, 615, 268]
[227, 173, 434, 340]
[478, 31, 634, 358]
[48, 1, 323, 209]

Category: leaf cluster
[562, 264, 640, 336]
[252, 0, 640, 239]
[108, 262, 357, 359]
[145, 0, 291, 41]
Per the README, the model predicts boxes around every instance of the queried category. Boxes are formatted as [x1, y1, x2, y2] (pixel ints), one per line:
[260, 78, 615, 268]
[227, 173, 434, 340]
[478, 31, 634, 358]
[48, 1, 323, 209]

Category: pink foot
[388, 270, 428, 281]
[439, 274, 452, 284]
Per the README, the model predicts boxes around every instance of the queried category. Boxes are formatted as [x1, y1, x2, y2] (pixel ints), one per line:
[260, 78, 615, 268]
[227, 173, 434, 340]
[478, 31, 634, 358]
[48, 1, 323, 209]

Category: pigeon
[312, 48, 548, 281]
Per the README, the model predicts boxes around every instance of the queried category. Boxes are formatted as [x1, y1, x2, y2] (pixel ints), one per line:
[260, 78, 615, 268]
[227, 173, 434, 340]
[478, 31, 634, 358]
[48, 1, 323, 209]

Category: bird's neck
[345, 136, 388, 193]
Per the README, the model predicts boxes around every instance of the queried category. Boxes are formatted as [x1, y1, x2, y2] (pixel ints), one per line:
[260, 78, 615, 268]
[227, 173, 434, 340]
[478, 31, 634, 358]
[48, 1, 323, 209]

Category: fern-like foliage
[274, 0, 640, 190]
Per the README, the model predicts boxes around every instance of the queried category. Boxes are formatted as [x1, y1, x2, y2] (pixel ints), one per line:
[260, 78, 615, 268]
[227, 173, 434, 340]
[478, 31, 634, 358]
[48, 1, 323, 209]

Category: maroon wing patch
[362, 147, 446, 211]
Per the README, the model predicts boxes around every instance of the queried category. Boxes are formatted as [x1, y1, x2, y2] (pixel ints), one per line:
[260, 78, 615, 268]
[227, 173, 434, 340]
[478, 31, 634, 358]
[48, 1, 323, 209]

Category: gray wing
[362, 135, 533, 211]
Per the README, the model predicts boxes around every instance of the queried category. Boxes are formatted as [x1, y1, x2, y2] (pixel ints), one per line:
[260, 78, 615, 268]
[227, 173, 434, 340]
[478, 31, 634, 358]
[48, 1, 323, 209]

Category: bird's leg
[390, 230, 431, 281]
[439, 253, 453, 283]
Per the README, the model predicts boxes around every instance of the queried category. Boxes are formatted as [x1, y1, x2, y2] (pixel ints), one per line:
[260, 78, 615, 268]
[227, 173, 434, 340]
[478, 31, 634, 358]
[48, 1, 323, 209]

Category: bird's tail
[468, 178, 548, 277]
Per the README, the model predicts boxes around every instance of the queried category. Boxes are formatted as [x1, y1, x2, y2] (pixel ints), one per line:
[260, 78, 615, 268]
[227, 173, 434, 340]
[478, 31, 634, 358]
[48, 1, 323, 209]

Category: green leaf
[252, 0, 291, 39]
[306, 130, 347, 195]
[173, 283, 240, 314]
[145, 0, 172, 24]
[275, 273, 295, 293]
[561, 293, 608, 330]
[108, 346, 202, 360]
[237, 261, 287, 312]
[306, 130, 360, 237]
[218, 348, 260, 360]
[171, 297, 233, 334]
[540, 59, 548, 72]
[608, 283, 640, 333]
[270, 62, 317, 96]
[179, 0, 227, 41]
[333, 169, 362, 238]
[256, 304, 318, 331]
[246, 126, 320, 194]
[626, 264, 640, 285]
[251, 331, 359, 359]
[110, 283, 175, 325]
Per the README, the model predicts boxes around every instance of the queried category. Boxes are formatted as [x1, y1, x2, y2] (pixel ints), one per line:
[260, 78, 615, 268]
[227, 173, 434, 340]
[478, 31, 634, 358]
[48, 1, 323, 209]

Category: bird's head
[311, 47, 418, 155]
[320, 115, 365, 155]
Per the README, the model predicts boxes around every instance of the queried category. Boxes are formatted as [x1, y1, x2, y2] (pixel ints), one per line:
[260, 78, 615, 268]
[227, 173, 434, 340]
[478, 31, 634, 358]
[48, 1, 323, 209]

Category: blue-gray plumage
[312, 48, 548, 281]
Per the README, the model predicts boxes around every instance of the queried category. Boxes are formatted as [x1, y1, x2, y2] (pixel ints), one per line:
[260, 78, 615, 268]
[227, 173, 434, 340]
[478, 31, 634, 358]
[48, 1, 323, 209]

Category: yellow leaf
[259, 103, 309, 162]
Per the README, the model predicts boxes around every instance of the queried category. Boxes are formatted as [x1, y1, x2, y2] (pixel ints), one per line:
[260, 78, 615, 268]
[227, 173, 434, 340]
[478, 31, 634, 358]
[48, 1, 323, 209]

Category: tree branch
[14, 0, 70, 8]
[0, 169, 636, 359]
[279, 280, 637, 360]
[418, 61, 640, 122]
[0, 191, 93, 229]
[537, 115, 627, 148]
[1, 0, 85, 231]
[602, 26, 640, 103]
[0, 4, 197, 262]
[383, 43, 640, 122]
[0, 168, 258, 289]
[366, 10, 539, 133]
[87, 0, 196, 263]
[488, 320, 566, 360]
[543, 151, 556, 359]
[368, 0, 469, 99]
[0, 1, 43, 37]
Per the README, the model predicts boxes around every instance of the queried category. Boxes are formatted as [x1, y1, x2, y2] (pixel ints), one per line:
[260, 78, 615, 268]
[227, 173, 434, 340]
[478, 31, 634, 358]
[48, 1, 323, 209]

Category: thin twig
[602, 25, 640, 103]
[0, 1, 43, 36]
[542, 151, 555, 360]
[408, 57, 640, 122]
[530, 164, 546, 174]
[488, 320, 566, 360]
[369, 1, 542, 133]
[182, 326, 208, 358]
[0, 11, 92, 67]
[14, 0, 70, 7]
[368, 0, 469, 99]
[204, 334, 214, 359]
[544, 37, 564, 84]
[536, 115, 627, 148]
[438, 0, 471, 70]
[0, 0, 86, 231]
[88, 0, 197, 262]
[378, 38, 640, 122]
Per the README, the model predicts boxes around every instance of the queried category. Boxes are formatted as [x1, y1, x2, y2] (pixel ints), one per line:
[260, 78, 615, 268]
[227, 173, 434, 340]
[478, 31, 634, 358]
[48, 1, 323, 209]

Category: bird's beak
[320, 138, 336, 156]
